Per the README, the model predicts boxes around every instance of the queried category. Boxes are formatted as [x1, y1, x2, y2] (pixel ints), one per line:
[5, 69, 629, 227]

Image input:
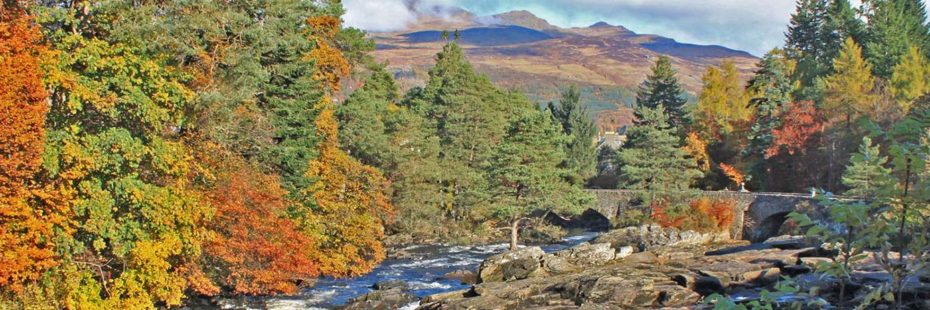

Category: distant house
[595, 125, 628, 149]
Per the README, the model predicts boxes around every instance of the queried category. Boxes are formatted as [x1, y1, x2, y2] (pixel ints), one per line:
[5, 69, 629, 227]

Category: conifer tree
[337, 64, 399, 167]
[842, 137, 895, 197]
[636, 56, 688, 128]
[745, 50, 796, 189]
[617, 106, 702, 192]
[864, 0, 930, 78]
[786, 0, 832, 98]
[890, 45, 930, 113]
[694, 61, 752, 140]
[823, 38, 878, 128]
[825, 0, 867, 60]
[489, 110, 587, 250]
[549, 85, 597, 185]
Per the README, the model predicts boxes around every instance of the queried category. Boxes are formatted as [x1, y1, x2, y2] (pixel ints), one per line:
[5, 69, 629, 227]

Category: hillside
[367, 7, 759, 127]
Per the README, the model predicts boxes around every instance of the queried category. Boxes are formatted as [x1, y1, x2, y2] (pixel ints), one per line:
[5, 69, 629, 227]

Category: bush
[651, 198, 736, 233]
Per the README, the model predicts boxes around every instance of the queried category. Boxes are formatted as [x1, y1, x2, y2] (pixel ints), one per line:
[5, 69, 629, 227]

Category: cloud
[342, 0, 460, 32]
[450, 0, 797, 56]
[342, 0, 416, 32]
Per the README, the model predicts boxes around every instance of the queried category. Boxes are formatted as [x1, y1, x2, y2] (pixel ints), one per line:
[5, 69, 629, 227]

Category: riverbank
[185, 230, 601, 309]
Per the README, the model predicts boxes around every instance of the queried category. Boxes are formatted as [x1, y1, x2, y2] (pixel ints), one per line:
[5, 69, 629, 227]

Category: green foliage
[488, 109, 588, 221]
[549, 85, 598, 185]
[864, 0, 930, 78]
[842, 137, 895, 196]
[337, 64, 400, 167]
[618, 105, 702, 192]
[745, 50, 795, 189]
[636, 56, 688, 128]
[823, 38, 878, 126]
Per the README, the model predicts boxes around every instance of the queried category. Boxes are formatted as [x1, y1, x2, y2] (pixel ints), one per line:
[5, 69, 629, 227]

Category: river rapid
[202, 230, 600, 309]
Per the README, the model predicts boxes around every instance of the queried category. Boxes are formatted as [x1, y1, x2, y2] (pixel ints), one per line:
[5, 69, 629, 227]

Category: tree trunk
[510, 218, 521, 251]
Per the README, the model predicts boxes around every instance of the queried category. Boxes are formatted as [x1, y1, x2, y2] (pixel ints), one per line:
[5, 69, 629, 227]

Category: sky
[343, 0, 801, 56]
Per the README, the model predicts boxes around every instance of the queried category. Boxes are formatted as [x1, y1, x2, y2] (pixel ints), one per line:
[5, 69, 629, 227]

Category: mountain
[366, 8, 759, 128]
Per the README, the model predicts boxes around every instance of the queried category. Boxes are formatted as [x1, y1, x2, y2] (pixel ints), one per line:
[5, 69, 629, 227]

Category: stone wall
[585, 190, 818, 241]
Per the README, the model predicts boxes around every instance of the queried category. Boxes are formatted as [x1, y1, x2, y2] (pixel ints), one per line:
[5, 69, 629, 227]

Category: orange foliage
[718, 163, 744, 185]
[650, 200, 686, 229]
[690, 198, 736, 231]
[651, 198, 736, 233]
[199, 147, 320, 295]
[766, 101, 824, 158]
[0, 3, 60, 291]
[306, 15, 350, 92]
[304, 97, 393, 277]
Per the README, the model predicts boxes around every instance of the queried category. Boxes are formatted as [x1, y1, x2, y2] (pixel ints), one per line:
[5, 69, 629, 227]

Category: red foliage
[650, 200, 686, 229]
[651, 198, 736, 233]
[0, 3, 59, 291]
[766, 101, 824, 159]
[204, 163, 320, 295]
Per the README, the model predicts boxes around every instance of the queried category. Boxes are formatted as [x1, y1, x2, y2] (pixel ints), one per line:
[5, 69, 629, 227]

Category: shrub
[651, 198, 737, 233]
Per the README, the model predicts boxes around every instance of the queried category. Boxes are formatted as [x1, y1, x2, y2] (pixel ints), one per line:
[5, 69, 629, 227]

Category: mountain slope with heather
[368, 8, 759, 121]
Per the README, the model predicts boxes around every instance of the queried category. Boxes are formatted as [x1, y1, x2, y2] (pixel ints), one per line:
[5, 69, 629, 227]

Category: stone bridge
[585, 190, 820, 242]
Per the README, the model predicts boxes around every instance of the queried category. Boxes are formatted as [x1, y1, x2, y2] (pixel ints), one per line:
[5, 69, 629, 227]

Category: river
[205, 230, 600, 309]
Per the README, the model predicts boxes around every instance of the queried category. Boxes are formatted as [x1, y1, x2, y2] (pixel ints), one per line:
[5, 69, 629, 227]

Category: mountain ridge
[366, 7, 759, 128]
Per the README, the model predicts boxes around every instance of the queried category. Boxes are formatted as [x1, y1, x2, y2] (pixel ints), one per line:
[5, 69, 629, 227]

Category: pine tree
[745, 50, 796, 189]
[636, 56, 688, 128]
[823, 38, 878, 127]
[825, 0, 867, 60]
[842, 137, 895, 196]
[890, 45, 930, 113]
[864, 0, 930, 78]
[617, 106, 702, 192]
[786, 0, 833, 98]
[549, 85, 597, 185]
[337, 64, 399, 167]
[489, 110, 587, 250]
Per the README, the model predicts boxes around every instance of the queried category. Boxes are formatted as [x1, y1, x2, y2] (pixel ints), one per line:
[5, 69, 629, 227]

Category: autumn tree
[693, 61, 751, 189]
[0, 2, 59, 293]
[891, 46, 930, 113]
[636, 56, 689, 128]
[195, 146, 319, 295]
[765, 101, 826, 191]
[823, 38, 878, 128]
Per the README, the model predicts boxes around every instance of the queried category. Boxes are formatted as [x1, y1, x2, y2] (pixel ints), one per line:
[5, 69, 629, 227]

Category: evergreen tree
[842, 137, 895, 196]
[823, 38, 878, 128]
[825, 0, 867, 60]
[864, 0, 930, 78]
[890, 45, 930, 113]
[548, 85, 597, 185]
[636, 56, 688, 128]
[617, 106, 702, 192]
[489, 110, 587, 250]
[745, 50, 796, 189]
[405, 42, 528, 220]
[786, 0, 833, 98]
[337, 64, 399, 167]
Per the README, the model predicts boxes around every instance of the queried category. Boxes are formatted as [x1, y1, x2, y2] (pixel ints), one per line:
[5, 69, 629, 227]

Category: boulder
[552, 242, 615, 266]
[478, 246, 545, 283]
[443, 270, 478, 285]
[615, 246, 634, 259]
[341, 287, 416, 310]
[592, 224, 728, 252]
[371, 280, 407, 291]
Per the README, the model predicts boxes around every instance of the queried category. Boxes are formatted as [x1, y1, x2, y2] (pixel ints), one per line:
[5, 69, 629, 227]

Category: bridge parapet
[585, 190, 820, 242]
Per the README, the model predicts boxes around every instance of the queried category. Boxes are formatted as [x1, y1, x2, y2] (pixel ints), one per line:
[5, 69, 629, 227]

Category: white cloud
[342, 0, 417, 32]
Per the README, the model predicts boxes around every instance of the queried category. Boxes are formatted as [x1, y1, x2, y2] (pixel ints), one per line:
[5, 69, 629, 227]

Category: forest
[1, 0, 930, 308]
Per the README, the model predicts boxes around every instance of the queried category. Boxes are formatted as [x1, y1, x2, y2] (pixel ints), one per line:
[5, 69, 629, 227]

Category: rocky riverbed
[343, 225, 930, 309]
